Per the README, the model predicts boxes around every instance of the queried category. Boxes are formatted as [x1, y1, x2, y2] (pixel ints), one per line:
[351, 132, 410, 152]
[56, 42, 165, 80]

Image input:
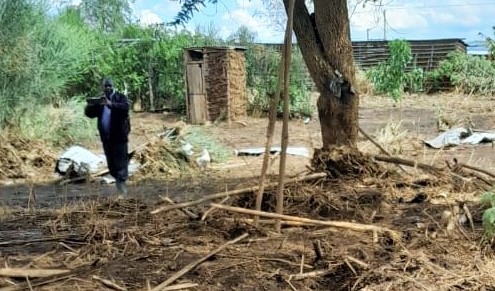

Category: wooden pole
[275, 0, 295, 233]
[255, 42, 286, 226]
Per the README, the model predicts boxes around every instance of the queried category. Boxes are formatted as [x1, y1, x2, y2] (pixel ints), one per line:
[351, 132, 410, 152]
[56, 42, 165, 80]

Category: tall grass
[0, 0, 96, 128]
[15, 99, 98, 147]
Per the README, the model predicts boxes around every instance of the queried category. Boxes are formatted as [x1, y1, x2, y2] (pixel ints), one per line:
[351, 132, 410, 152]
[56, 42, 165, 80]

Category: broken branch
[160, 283, 199, 291]
[457, 162, 495, 179]
[211, 204, 399, 238]
[151, 233, 249, 290]
[150, 173, 327, 215]
[359, 127, 407, 172]
[161, 196, 198, 220]
[374, 155, 443, 173]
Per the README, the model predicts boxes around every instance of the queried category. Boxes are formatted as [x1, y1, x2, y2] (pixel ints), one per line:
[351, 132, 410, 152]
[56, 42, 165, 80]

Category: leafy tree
[79, 0, 132, 33]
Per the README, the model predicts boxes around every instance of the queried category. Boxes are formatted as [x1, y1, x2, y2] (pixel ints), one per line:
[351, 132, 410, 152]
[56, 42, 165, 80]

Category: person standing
[85, 78, 131, 195]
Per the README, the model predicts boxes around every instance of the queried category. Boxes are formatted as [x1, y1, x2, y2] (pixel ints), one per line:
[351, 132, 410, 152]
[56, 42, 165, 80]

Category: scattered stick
[313, 240, 324, 262]
[161, 196, 198, 220]
[201, 196, 229, 221]
[0, 268, 70, 278]
[160, 283, 199, 291]
[0, 235, 74, 247]
[217, 254, 313, 269]
[344, 258, 357, 275]
[346, 256, 369, 269]
[288, 270, 332, 281]
[374, 155, 443, 173]
[212, 204, 399, 238]
[151, 233, 249, 290]
[457, 162, 495, 179]
[150, 173, 327, 215]
[92, 275, 127, 291]
[223, 217, 313, 226]
[359, 127, 407, 172]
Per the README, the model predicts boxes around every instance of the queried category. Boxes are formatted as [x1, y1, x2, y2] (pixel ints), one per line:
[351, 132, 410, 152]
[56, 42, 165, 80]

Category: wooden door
[186, 63, 207, 124]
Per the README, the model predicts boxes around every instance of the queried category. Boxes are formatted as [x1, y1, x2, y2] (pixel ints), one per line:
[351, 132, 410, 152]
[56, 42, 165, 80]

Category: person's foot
[116, 180, 128, 196]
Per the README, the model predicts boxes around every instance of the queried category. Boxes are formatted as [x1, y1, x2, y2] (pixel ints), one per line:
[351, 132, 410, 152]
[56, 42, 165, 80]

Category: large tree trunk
[283, 0, 358, 148]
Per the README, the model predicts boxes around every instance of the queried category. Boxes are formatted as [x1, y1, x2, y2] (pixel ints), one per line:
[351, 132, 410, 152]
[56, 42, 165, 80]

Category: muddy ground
[1, 93, 495, 290]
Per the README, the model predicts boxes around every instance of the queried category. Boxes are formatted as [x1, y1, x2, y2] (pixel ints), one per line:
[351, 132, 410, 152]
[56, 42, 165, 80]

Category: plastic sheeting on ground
[424, 127, 495, 149]
[233, 146, 310, 157]
[55, 145, 140, 184]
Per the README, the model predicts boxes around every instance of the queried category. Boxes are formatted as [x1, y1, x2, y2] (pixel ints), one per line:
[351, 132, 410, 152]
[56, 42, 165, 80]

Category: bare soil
[1, 93, 495, 290]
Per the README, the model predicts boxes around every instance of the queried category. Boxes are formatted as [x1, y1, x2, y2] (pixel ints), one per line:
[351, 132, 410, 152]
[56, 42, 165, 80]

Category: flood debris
[424, 127, 495, 148]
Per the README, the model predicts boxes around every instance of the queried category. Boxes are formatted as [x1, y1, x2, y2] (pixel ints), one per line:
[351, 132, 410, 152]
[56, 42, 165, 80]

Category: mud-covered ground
[1, 93, 495, 290]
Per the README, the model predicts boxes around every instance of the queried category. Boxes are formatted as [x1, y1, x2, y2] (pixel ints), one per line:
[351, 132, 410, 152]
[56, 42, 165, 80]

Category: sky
[56, 0, 495, 47]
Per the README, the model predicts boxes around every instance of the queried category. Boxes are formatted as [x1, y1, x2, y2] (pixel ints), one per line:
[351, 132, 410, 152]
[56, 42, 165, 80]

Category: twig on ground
[0, 236, 74, 247]
[0, 268, 70, 278]
[457, 162, 495, 179]
[374, 155, 443, 173]
[151, 233, 249, 290]
[201, 196, 229, 221]
[160, 283, 199, 291]
[288, 270, 333, 281]
[359, 127, 407, 172]
[161, 196, 198, 220]
[150, 173, 327, 215]
[346, 256, 369, 269]
[92, 275, 127, 291]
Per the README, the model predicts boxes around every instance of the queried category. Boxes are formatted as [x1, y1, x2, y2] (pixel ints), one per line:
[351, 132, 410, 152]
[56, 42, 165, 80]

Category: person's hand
[101, 97, 112, 106]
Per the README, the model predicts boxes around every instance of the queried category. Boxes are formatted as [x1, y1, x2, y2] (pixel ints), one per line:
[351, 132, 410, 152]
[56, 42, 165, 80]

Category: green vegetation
[427, 52, 495, 95]
[2, 0, 494, 149]
[365, 39, 416, 102]
[480, 191, 495, 239]
[366, 34, 495, 98]
[0, 1, 314, 149]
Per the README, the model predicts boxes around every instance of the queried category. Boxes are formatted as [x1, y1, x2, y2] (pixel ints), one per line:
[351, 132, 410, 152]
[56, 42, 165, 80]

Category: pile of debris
[0, 134, 56, 180]
[54, 126, 211, 184]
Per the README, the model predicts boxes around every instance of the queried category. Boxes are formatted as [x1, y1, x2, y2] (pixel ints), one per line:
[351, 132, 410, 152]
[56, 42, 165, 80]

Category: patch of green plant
[481, 191, 495, 239]
[365, 39, 413, 102]
[427, 52, 495, 95]
[182, 126, 230, 163]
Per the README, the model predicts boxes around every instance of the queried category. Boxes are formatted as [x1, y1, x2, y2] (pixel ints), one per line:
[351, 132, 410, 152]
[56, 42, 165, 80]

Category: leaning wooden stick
[150, 173, 327, 215]
[151, 233, 249, 290]
[275, 0, 296, 233]
[359, 127, 407, 172]
[211, 204, 399, 238]
[255, 42, 286, 227]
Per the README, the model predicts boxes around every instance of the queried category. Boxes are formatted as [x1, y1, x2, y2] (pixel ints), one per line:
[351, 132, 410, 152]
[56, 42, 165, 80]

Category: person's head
[102, 78, 114, 96]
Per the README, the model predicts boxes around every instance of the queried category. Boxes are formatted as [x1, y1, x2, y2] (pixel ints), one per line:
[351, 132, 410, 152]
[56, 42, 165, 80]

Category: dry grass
[0, 167, 493, 290]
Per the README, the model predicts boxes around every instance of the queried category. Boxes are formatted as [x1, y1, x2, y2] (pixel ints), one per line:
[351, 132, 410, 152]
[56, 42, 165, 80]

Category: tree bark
[283, 0, 359, 148]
